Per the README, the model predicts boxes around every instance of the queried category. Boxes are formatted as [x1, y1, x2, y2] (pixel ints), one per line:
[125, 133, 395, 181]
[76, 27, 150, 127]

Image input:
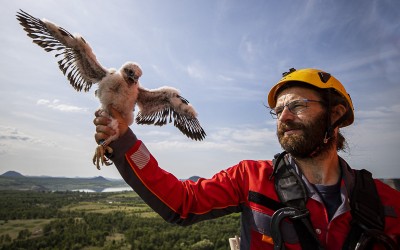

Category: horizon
[1, 169, 398, 182]
[0, 170, 115, 179]
[1, 1, 399, 179]
[0, 170, 201, 180]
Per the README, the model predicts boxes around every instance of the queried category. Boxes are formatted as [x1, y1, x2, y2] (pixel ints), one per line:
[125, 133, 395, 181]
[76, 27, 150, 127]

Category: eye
[289, 101, 307, 112]
[274, 106, 284, 116]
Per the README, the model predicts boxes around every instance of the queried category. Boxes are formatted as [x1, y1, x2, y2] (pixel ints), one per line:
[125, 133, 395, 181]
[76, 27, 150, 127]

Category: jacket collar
[286, 154, 354, 219]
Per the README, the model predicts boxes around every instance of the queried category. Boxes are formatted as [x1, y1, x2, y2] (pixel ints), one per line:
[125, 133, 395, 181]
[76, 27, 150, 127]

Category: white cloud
[239, 35, 261, 63]
[186, 63, 205, 79]
[331, 48, 400, 73]
[0, 126, 58, 150]
[356, 104, 400, 123]
[0, 127, 32, 142]
[217, 74, 234, 82]
[146, 124, 278, 155]
[37, 99, 88, 113]
[341, 104, 400, 177]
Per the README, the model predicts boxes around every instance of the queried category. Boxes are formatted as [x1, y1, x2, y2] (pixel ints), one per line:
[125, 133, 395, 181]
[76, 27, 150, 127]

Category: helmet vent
[282, 68, 296, 77]
[318, 72, 331, 83]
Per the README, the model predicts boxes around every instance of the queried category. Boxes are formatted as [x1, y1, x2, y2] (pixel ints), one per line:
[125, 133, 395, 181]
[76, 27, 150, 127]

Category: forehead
[276, 86, 320, 105]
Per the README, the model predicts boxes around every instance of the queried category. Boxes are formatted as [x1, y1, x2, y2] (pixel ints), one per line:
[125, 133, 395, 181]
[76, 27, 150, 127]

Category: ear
[330, 104, 347, 125]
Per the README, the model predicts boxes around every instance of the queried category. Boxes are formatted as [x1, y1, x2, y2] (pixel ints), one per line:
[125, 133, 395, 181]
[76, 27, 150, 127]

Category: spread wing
[16, 10, 108, 92]
[136, 87, 206, 141]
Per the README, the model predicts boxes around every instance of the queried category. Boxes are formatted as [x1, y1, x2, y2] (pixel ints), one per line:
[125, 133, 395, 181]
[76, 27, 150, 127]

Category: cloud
[331, 48, 400, 73]
[186, 63, 205, 79]
[356, 104, 400, 120]
[238, 35, 264, 64]
[341, 103, 400, 177]
[145, 124, 278, 155]
[138, 123, 282, 178]
[217, 74, 234, 82]
[0, 126, 58, 149]
[0, 126, 33, 142]
[37, 99, 88, 113]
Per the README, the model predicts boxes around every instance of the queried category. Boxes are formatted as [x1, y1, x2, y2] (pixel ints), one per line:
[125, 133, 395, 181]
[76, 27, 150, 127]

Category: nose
[278, 106, 295, 123]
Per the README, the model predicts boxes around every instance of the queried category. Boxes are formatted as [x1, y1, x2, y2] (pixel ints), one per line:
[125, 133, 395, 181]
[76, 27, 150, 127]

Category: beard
[277, 112, 335, 158]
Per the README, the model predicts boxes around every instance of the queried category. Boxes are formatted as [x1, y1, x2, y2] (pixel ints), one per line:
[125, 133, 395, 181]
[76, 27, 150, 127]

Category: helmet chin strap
[310, 89, 348, 157]
[324, 89, 334, 144]
[308, 128, 333, 158]
[308, 114, 347, 158]
[307, 90, 333, 158]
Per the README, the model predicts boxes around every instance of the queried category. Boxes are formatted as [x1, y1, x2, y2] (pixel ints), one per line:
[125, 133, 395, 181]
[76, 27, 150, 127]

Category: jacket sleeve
[109, 129, 246, 226]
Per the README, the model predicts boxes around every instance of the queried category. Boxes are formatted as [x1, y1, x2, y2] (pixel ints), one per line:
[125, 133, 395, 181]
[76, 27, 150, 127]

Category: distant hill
[1, 171, 398, 192]
[1, 171, 24, 178]
[91, 176, 110, 182]
[0, 171, 128, 192]
[380, 179, 400, 191]
[187, 176, 201, 182]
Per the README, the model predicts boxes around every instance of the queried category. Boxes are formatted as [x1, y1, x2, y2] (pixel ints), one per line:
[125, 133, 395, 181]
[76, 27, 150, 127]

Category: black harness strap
[342, 169, 398, 250]
[352, 169, 384, 230]
[271, 151, 323, 250]
[248, 191, 284, 211]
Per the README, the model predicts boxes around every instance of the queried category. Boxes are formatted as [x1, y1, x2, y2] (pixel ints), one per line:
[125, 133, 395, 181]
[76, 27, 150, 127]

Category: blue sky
[0, 0, 399, 179]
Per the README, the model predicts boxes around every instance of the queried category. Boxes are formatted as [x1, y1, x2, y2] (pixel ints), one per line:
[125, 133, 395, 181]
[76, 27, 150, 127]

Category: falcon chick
[16, 10, 206, 169]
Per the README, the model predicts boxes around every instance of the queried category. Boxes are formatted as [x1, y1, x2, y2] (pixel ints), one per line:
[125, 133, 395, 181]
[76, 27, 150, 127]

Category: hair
[275, 81, 350, 151]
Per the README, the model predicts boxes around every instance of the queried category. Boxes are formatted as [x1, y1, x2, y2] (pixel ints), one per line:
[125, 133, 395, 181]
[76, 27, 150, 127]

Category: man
[94, 68, 400, 249]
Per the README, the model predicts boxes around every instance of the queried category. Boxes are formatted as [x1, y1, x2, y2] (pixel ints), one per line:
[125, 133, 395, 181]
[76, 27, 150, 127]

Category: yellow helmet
[268, 68, 354, 127]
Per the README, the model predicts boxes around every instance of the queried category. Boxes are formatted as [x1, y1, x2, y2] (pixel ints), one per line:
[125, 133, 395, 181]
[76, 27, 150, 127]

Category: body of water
[72, 187, 132, 193]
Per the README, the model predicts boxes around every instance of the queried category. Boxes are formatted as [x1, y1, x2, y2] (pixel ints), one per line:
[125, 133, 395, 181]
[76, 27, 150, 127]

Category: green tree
[17, 229, 31, 240]
[191, 239, 214, 250]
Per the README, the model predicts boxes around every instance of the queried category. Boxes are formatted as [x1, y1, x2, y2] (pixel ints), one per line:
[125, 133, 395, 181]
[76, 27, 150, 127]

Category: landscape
[0, 171, 238, 250]
[0, 171, 398, 250]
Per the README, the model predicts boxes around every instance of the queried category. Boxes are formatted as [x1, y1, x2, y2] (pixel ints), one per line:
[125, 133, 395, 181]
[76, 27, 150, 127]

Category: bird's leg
[92, 146, 103, 169]
[92, 140, 114, 170]
[92, 108, 124, 169]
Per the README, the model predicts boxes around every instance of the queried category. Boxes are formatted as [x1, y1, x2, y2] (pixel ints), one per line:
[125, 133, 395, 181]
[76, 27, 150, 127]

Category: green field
[0, 219, 53, 240]
[0, 190, 240, 249]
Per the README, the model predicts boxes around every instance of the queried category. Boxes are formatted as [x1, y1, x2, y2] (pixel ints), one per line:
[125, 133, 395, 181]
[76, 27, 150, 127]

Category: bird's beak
[131, 77, 139, 85]
[128, 74, 138, 85]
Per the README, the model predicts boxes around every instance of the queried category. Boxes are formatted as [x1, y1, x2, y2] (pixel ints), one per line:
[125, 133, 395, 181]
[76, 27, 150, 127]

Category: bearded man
[93, 68, 400, 249]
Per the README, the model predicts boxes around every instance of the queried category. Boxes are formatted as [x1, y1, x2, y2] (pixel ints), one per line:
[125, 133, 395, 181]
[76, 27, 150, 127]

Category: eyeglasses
[269, 99, 325, 119]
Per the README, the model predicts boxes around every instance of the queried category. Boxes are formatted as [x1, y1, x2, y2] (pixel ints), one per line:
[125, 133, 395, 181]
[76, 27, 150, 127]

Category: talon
[93, 145, 103, 170]
[92, 143, 114, 170]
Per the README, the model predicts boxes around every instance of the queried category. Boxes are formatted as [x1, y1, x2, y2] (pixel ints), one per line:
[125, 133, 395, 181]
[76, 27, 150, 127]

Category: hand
[93, 106, 128, 144]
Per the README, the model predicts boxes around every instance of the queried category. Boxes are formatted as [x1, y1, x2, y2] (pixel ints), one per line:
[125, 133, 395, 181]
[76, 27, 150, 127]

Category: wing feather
[136, 87, 206, 141]
[16, 10, 107, 92]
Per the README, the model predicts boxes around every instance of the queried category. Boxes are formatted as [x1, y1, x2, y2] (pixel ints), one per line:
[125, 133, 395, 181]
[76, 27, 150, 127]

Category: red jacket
[111, 129, 400, 249]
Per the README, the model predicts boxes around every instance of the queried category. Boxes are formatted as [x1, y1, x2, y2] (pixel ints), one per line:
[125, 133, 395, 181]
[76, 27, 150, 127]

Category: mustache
[278, 121, 305, 133]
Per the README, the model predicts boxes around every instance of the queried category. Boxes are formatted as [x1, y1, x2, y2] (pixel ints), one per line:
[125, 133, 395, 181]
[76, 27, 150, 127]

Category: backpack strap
[271, 151, 323, 250]
[342, 169, 398, 250]
[351, 169, 385, 230]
